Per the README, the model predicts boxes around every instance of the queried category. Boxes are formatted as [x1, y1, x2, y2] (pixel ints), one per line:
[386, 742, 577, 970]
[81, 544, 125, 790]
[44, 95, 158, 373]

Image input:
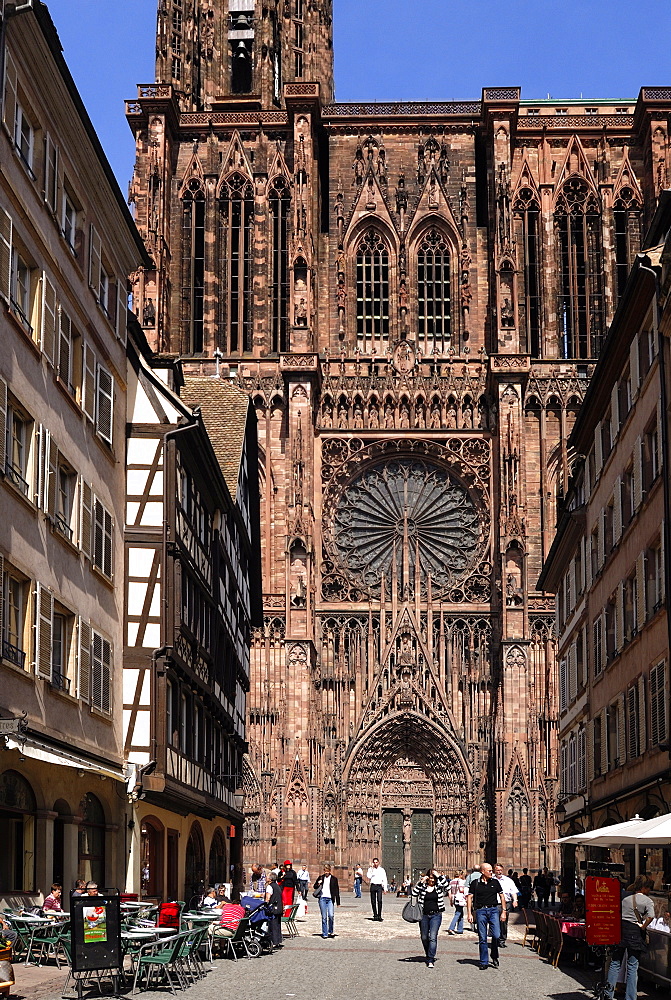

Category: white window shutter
[633, 436, 643, 510]
[638, 674, 647, 752]
[0, 207, 12, 302]
[594, 420, 603, 474]
[35, 582, 53, 679]
[0, 374, 6, 473]
[630, 336, 640, 398]
[615, 581, 624, 653]
[626, 686, 637, 759]
[82, 341, 96, 420]
[636, 552, 646, 629]
[601, 707, 609, 774]
[88, 224, 102, 295]
[40, 272, 57, 364]
[586, 719, 594, 783]
[578, 727, 586, 791]
[47, 433, 58, 516]
[77, 616, 91, 702]
[597, 510, 605, 569]
[610, 383, 619, 442]
[36, 424, 48, 509]
[617, 694, 626, 766]
[116, 279, 127, 342]
[2, 48, 17, 139]
[58, 307, 72, 388]
[96, 365, 114, 446]
[102, 637, 111, 713]
[79, 476, 92, 558]
[613, 477, 622, 544]
[560, 658, 568, 713]
[43, 133, 59, 213]
[579, 537, 587, 593]
[568, 643, 577, 703]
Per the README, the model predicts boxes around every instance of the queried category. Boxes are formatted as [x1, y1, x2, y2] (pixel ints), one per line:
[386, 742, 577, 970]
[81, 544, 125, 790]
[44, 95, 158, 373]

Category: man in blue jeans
[466, 863, 506, 970]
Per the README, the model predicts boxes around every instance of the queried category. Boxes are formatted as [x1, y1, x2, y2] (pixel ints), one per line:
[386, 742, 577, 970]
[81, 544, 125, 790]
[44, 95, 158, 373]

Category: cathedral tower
[128, 7, 671, 876]
[155, 0, 333, 111]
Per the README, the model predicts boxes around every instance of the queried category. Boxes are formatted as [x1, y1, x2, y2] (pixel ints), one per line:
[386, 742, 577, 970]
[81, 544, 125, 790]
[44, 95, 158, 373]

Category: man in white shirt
[366, 857, 388, 921]
[297, 865, 310, 900]
[494, 864, 518, 946]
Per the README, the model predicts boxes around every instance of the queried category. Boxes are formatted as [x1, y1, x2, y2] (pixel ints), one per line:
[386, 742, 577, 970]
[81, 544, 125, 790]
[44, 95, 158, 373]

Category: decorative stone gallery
[126, 0, 671, 875]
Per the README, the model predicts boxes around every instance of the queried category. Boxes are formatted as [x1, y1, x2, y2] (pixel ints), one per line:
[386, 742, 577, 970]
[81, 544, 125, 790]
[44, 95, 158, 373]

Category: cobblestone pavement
[29, 895, 658, 1000]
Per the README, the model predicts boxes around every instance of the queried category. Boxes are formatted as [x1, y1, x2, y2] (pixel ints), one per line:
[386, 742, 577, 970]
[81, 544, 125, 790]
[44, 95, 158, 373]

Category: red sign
[585, 875, 622, 946]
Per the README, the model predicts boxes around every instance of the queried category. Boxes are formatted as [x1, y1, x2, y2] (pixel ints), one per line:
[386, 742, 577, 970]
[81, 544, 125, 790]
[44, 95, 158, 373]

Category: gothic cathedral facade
[126, 0, 671, 875]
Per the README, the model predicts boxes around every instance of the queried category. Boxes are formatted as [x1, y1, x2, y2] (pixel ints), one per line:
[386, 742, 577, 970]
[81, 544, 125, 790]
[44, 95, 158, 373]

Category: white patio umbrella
[554, 816, 645, 846]
[612, 811, 671, 845]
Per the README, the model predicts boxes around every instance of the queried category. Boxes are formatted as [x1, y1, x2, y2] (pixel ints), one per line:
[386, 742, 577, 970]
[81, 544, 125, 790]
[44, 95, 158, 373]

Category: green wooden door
[382, 810, 404, 883]
[411, 811, 433, 880]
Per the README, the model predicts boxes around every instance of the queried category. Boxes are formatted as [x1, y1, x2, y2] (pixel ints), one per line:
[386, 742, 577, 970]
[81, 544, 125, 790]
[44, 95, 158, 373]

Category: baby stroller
[244, 900, 274, 955]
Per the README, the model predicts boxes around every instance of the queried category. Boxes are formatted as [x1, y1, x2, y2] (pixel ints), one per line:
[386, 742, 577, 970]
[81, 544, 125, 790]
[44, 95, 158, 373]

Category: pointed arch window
[613, 187, 642, 302]
[269, 177, 290, 353]
[219, 174, 254, 354]
[356, 227, 389, 353]
[514, 187, 542, 357]
[417, 227, 451, 353]
[555, 179, 604, 359]
[181, 179, 205, 353]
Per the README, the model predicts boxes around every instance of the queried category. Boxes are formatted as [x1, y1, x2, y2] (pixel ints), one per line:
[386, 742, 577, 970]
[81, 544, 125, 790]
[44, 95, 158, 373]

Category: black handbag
[312, 885, 322, 899]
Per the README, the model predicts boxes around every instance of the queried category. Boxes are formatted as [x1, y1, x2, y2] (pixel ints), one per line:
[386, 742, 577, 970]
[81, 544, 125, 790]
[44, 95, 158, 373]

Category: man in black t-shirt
[466, 863, 506, 970]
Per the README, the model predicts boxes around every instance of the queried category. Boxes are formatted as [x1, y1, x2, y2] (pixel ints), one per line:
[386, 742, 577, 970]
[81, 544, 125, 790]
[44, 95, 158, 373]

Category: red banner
[585, 875, 622, 946]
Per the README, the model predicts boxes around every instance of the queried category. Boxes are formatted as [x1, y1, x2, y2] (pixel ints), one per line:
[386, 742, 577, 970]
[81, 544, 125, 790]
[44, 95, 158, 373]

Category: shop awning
[3, 735, 125, 782]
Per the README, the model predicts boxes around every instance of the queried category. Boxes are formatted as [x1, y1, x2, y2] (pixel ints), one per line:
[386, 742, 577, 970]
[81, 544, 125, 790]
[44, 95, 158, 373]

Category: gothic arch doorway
[344, 713, 470, 874]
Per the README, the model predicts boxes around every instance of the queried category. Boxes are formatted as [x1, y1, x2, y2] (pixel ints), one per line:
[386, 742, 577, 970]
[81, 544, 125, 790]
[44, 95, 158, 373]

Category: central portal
[380, 759, 435, 881]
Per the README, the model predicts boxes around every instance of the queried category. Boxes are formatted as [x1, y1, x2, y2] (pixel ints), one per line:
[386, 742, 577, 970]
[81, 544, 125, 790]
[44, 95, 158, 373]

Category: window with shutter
[630, 335, 640, 397]
[638, 674, 646, 753]
[613, 478, 622, 544]
[560, 658, 568, 713]
[40, 272, 57, 364]
[568, 733, 577, 794]
[578, 727, 586, 791]
[615, 583, 624, 654]
[610, 383, 620, 443]
[116, 280, 127, 342]
[617, 694, 626, 766]
[586, 718, 594, 783]
[560, 741, 568, 796]
[650, 661, 667, 747]
[594, 420, 603, 474]
[81, 341, 96, 420]
[43, 134, 59, 214]
[35, 582, 53, 679]
[58, 307, 72, 391]
[626, 686, 639, 759]
[0, 375, 6, 473]
[77, 616, 91, 702]
[593, 615, 603, 676]
[2, 49, 17, 140]
[79, 476, 92, 558]
[633, 436, 643, 510]
[93, 496, 113, 579]
[635, 553, 645, 631]
[88, 224, 102, 295]
[91, 629, 111, 713]
[95, 365, 113, 447]
[0, 208, 12, 302]
[568, 643, 578, 704]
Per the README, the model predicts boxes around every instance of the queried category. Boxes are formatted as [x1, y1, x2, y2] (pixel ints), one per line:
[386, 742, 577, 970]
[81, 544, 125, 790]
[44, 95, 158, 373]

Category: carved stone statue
[322, 402, 332, 428]
[368, 402, 379, 429]
[337, 403, 348, 428]
[294, 296, 308, 326]
[403, 816, 412, 844]
[142, 297, 156, 326]
[353, 146, 365, 185]
[353, 403, 364, 428]
[500, 297, 515, 327]
[429, 401, 441, 428]
[384, 402, 395, 428]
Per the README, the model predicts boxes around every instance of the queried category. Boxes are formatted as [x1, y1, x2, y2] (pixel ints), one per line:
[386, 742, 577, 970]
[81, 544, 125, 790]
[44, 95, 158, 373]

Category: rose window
[331, 459, 481, 597]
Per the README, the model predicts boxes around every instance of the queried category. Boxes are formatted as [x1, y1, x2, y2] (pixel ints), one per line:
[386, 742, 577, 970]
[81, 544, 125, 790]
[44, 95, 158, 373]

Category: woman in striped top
[412, 869, 450, 968]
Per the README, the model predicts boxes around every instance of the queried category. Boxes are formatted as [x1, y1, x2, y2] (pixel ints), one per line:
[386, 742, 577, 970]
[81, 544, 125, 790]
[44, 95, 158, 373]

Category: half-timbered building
[124, 323, 261, 900]
[0, 1, 148, 905]
[125, 0, 671, 876]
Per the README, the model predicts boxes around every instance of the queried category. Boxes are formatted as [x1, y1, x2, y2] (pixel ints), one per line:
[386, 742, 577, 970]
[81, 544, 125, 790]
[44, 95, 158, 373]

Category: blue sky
[45, 0, 671, 195]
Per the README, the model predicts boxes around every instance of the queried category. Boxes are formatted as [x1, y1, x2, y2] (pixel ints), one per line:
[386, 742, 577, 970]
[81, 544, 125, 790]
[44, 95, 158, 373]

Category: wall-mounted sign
[585, 875, 622, 946]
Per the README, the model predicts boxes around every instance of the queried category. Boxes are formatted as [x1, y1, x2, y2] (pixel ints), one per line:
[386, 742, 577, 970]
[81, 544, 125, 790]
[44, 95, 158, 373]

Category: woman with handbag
[412, 869, 450, 968]
[604, 875, 655, 1000]
[313, 864, 341, 939]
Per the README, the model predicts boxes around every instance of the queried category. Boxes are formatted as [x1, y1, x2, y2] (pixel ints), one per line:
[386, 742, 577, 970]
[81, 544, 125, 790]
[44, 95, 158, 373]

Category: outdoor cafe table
[7, 915, 63, 964]
[560, 920, 586, 939]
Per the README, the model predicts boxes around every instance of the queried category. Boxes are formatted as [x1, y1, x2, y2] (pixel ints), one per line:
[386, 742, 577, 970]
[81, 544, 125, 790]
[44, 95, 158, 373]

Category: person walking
[366, 857, 388, 921]
[264, 872, 284, 950]
[353, 864, 363, 898]
[466, 863, 506, 970]
[493, 864, 518, 946]
[412, 869, 450, 968]
[604, 875, 655, 1000]
[518, 868, 533, 908]
[313, 864, 340, 939]
[297, 864, 310, 901]
[447, 870, 466, 935]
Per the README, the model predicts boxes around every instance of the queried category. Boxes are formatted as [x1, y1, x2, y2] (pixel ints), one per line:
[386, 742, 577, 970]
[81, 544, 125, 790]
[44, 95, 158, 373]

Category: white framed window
[5, 399, 32, 497]
[43, 133, 59, 214]
[14, 102, 34, 174]
[61, 190, 77, 251]
[10, 247, 38, 334]
[1, 557, 28, 670]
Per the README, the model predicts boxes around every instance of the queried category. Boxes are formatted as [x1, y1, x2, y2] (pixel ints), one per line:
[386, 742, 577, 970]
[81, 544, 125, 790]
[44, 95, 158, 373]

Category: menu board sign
[71, 890, 122, 973]
[585, 875, 622, 946]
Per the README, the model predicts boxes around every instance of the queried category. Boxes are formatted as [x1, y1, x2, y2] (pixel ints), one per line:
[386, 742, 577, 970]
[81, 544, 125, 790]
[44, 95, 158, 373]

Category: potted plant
[0, 932, 14, 996]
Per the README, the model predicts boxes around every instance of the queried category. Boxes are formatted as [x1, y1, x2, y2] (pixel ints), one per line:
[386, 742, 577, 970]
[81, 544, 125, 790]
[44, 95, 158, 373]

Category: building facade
[540, 194, 671, 886]
[0, 0, 147, 903]
[124, 324, 262, 901]
[126, 0, 671, 876]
